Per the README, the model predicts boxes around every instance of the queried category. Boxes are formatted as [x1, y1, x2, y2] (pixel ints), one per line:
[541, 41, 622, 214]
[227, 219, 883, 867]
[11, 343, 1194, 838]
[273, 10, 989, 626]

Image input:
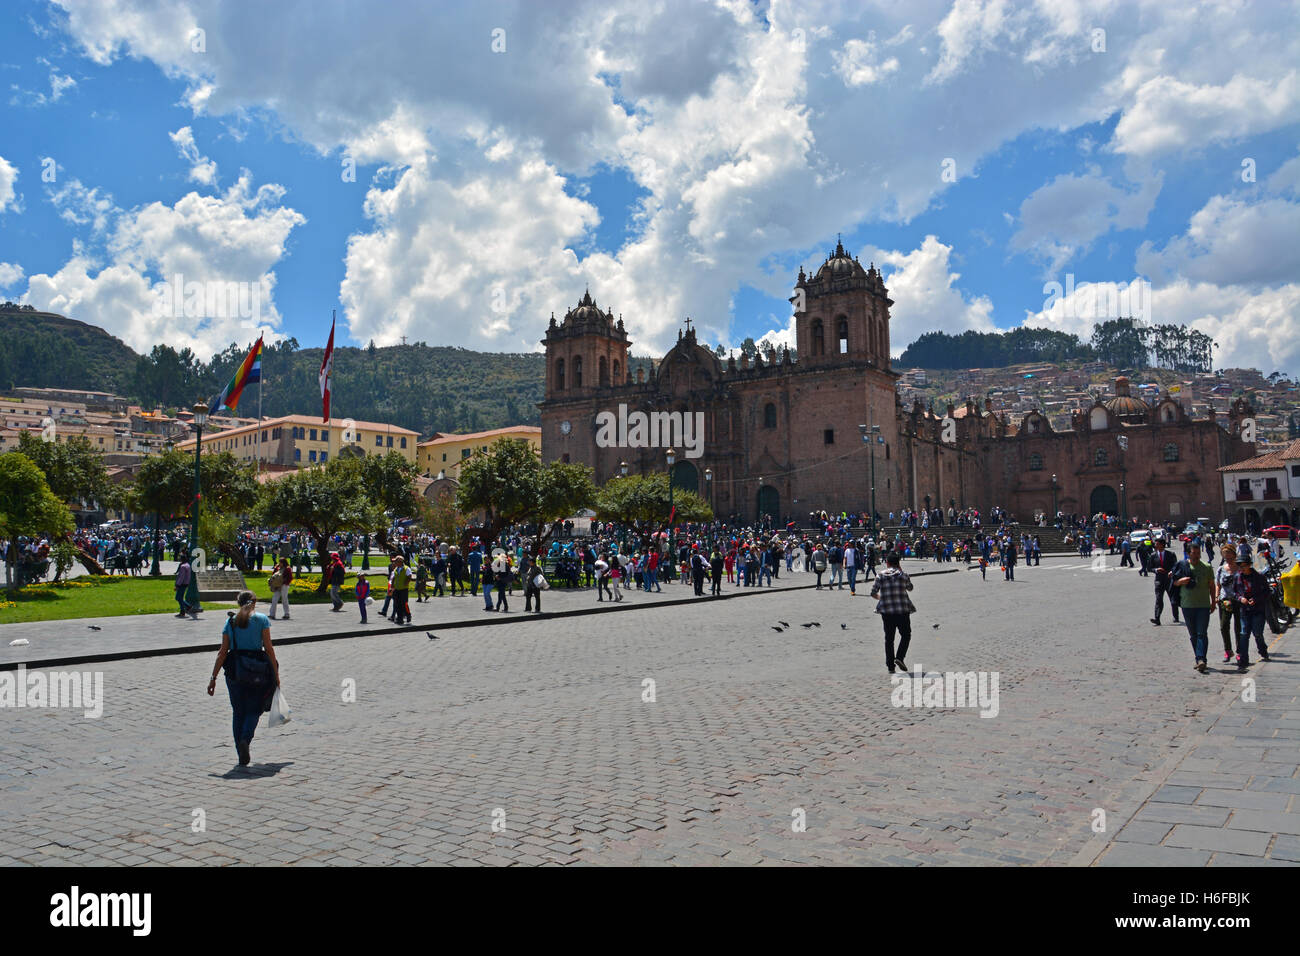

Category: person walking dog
[207, 590, 280, 767]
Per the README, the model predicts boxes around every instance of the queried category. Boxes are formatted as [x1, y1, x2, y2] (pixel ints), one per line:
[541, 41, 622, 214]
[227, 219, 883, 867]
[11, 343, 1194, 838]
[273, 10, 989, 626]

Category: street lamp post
[707, 468, 717, 546]
[184, 402, 209, 612]
[1051, 473, 1058, 522]
[1120, 481, 1127, 524]
[150, 437, 173, 577]
[860, 424, 882, 533]
[666, 448, 676, 583]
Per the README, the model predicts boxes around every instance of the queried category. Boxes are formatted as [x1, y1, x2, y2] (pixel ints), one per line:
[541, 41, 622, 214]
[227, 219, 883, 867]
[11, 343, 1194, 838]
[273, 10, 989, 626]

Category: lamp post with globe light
[184, 402, 209, 613]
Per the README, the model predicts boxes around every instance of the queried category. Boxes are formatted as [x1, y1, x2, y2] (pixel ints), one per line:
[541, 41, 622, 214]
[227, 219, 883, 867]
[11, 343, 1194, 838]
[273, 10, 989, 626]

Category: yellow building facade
[178, 414, 420, 467]
[416, 426, 542, 478]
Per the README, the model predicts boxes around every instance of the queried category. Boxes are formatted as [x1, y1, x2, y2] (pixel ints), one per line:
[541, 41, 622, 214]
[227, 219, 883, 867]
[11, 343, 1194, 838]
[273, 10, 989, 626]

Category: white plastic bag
[268, 688, 291, 727]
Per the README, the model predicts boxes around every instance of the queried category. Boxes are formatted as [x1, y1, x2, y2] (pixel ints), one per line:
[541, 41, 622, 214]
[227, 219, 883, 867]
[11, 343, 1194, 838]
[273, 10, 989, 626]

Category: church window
[599, 356, 609, 386]
[837, 317, 848, 354]
[824, 428, 834, 445]
[556, 359, 565, 391]
[764, 403, 777, 428]
[613, 360, 620, 384]
[1094, 448, 1108, 466]
[1163, 442, 1179, 462]
[573, 356, 583, 387]
[812, 320, 825, 356]
[1028, 453, 1043, 471]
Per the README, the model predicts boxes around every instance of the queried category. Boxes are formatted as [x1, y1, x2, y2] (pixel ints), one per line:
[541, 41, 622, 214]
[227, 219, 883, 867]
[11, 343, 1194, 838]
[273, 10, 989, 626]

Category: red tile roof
[1218, 438, 1300, 472]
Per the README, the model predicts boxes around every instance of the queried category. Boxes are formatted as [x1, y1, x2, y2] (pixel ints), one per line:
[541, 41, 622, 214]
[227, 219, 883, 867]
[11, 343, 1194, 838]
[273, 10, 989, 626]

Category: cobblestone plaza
[1, 557, 1295, 866]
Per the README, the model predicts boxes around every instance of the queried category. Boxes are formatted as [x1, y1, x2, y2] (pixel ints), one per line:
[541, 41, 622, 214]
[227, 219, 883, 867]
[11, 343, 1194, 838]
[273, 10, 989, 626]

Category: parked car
[1264, 525, 1295, 539]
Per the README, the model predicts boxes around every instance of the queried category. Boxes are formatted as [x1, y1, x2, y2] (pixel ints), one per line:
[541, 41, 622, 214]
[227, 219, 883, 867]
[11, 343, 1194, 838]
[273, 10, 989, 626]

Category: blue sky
[0, 0, 1297, 373]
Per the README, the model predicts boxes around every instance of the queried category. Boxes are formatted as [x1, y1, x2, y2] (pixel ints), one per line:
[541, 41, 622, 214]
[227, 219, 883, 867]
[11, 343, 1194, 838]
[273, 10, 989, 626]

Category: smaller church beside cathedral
[538, 240, 1257, 524]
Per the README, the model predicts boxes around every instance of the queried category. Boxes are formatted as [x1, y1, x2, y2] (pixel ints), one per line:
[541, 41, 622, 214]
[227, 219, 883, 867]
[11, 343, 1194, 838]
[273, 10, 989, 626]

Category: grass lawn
[0, 575, 235, 624]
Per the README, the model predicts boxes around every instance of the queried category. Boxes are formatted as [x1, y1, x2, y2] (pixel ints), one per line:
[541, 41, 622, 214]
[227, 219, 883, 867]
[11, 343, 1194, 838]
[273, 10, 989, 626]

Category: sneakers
[1236, 656, 1248, 671]
[1223, 652, 1232, 663]
[1196, 660, 1208, 673]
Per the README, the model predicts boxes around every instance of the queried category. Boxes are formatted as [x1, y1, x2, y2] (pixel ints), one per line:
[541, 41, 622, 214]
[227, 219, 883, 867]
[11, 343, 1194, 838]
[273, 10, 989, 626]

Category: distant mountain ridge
[0, 305, 637, 437]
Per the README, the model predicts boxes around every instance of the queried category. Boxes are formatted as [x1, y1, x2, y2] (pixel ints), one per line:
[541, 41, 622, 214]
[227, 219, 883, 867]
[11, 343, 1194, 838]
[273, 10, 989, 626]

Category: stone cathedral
[537, 239, 1256, 523]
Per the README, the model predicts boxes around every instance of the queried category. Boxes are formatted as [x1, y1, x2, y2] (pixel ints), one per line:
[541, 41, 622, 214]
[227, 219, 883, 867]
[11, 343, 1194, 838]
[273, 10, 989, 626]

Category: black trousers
[392, 590, 410, 623]
[1154, 586, 1180, 623]
[882, 613, 912, 670]
[525, 584, 541, 612]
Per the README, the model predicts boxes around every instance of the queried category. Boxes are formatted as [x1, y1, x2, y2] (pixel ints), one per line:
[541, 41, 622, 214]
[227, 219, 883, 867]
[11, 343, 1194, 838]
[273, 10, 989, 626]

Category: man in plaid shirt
[870, 552, 916, 673]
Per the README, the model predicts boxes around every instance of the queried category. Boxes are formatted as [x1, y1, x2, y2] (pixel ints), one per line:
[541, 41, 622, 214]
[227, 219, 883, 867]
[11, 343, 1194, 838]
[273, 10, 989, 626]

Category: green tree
[128, 449, 259, 569]
[16, 432, 122, 512]
[344, 451, 421, 553]
[254, 459, 384, 589]
[455, 437, 596, 551]
[594, 471, 712, 550]
[0, 452, 74, 590]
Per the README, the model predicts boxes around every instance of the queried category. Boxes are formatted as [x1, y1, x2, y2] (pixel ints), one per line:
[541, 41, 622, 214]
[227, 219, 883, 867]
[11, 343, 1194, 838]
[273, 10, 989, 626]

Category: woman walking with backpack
[207, 590, 280, 767]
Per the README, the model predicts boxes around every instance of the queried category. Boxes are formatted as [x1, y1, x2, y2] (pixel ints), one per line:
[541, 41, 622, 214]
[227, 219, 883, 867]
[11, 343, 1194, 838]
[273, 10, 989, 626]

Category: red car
[1263, 525, 1295, 539]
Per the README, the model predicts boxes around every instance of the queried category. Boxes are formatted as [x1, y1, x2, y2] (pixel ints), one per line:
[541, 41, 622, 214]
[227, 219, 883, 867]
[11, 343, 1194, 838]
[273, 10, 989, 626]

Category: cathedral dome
[1103, 375, 1150, 422]
[565, 289, 610, 325]
[814, 238, 867, 280]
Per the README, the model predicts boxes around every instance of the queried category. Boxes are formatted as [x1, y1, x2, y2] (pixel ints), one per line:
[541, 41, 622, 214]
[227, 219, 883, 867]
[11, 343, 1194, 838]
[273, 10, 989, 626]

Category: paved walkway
[0, 561, 958, 668]
[0, 555, 1294, 865]
[1087, 630, 1298, 866]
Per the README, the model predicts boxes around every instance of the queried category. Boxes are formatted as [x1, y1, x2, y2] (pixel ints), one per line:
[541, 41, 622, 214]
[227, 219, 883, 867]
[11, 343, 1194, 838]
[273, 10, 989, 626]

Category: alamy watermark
[890, 663, 1000, 718]
[0, 665, 103, 718]
[151, 272, 266, 329]
[594, 404, 704, 458]
[1042, 274, 1151, 325]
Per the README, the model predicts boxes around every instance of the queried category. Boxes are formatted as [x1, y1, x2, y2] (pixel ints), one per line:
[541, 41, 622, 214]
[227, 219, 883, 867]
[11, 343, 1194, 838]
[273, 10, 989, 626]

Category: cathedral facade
[537, 240, 1256, 524]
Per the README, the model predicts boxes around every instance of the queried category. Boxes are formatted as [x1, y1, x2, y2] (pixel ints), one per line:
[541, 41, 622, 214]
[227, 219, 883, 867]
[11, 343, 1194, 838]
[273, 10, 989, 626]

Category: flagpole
[256, 371, 263, 475]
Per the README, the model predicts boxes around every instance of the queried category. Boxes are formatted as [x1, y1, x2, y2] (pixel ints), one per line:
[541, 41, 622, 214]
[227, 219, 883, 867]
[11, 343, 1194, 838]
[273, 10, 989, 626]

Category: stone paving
[0, 555, 1294, 866]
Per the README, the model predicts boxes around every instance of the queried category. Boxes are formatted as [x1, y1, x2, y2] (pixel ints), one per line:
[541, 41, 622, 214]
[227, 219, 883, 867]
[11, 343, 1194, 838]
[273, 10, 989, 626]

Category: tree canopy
[0, 452, 74, 588]
[594, 472, 712, 526]
[16, 432, 121, 511]
[455, 437, 596, 549]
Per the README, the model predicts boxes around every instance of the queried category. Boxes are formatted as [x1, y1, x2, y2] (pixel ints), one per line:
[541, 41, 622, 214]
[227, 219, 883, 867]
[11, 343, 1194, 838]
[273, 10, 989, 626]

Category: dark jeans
[1154, 586, 1180, 622]
[1182, 606, 1211, 663]
[496, 584, 509, 611]
[882, 612, 912, 670]
[1217, 603, 1238, 655]
[225, 676, 264, 746]
[525, 585, 541, 612]
[393, 590, 410, 623]
[483, 582, 494, 609]
[359, 598, 367, 623]
[1238, 611, 1268, 663]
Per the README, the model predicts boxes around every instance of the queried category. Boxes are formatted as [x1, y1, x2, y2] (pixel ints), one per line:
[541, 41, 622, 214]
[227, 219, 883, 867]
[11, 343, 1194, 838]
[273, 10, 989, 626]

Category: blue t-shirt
[223, 612, 271, 651]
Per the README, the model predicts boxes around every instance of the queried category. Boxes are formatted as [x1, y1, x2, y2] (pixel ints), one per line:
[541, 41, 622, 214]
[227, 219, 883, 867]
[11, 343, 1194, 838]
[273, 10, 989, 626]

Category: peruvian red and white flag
[320, 311, 336, 423]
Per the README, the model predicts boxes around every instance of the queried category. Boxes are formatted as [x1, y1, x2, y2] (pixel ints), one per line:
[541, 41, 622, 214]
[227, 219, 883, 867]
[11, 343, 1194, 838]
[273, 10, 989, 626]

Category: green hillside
[0, 304, 656, 437]
[0, 306, 140, 395]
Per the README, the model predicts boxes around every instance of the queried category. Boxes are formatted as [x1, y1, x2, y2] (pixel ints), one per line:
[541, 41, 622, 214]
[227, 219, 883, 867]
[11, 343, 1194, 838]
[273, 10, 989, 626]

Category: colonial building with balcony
[1218, 437, 1300, 532]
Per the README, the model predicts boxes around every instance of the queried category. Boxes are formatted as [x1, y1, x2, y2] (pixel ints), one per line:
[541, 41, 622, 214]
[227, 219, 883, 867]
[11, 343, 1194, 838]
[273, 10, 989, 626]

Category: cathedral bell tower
[542, 289, 631, 398]
[791, 237, 893, 369]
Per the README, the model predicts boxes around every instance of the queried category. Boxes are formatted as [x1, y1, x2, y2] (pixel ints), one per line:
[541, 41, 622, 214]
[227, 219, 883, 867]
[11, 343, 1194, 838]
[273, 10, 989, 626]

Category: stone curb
[1, 567, 961, 671]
